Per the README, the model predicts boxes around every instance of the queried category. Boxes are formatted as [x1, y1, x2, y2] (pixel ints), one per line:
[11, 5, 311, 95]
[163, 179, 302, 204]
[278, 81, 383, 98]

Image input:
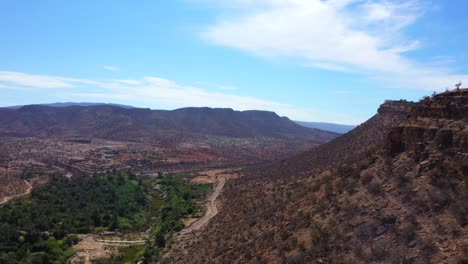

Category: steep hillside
[166, 89, 467, 264]
[0, 105, 338, 142]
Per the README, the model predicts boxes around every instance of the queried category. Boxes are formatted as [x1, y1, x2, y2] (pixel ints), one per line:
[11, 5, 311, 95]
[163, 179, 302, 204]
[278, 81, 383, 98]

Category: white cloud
[103, 65, 121, 72]
[201, 0, 468, 91]
[195, 81, 240, 91]
[117, 79, 141, 85]
[0, 71, 95, 89]
[218, 85, 239, 91]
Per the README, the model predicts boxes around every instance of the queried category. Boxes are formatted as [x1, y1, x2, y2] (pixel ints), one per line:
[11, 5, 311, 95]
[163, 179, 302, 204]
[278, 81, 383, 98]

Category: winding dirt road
[0, 180, 32, 205]
[181, 175, 226, 234]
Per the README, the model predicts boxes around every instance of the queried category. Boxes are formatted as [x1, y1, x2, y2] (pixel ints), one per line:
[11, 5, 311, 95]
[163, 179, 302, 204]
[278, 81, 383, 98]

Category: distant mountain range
[4, 102, 355, 134]
[5, 102, 135, 109]
[295, 121, 356, 134]
[0, 104, 339, 143]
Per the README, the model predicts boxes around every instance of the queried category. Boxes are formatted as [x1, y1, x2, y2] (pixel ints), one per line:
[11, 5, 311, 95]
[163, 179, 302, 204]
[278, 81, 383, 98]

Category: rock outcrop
[387, 89, 468, 157]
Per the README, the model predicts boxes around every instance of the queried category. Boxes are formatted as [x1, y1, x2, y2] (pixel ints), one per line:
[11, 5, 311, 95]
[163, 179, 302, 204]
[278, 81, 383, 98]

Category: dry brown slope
[165, 89, 467, 264]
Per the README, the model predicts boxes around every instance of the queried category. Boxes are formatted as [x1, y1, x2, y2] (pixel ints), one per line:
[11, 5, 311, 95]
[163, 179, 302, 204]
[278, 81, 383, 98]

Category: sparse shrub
[309, 224, 329, 251]
[371, 240, 391, 261]
[428, 168, 446, 188]
[335, 178, 346, 193]
[341, 199, 358, 216]
[352, 244, 365, 259]
[388, 245, 409, 264]
[286, 252, 306, 264]
[356, 222, 376, 241]
[381, 215, 397, 225]
[298, 240, 306, 252]
[337, 164, 357, 179]
[322, 174, 333, 185]
[262, 230, 274, 241]
[361, 173, 373, 185]
[427, 187, 450, 211]
[289, 237, 299, 250]
[367, 181, 383, 195]
[398, 221, 417, 243]
[347, 185, 358, 195]
[310, 183, 321, 192]
[414, 193, 431, 214]
[420, 238, 438, 258]
[455, 257, 468, 264]
[64, 234, 79, 246]
[459, 243, 468, 262]
[160, 257, 171, 264]
[316, 200, 327, 216]
[449, 198, 467, 227]
[323, 181, 334, 200]
[396, 173, 412, 187]
[279, 229, 289, 241]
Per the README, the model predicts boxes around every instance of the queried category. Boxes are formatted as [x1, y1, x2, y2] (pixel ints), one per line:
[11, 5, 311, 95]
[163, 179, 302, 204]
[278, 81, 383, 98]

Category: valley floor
[69, 168, 240, 264]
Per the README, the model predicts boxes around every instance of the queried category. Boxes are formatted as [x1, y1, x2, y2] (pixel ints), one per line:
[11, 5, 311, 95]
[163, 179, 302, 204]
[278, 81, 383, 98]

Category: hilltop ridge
[0, 105, 338, 142]
[166, 89, 468, 264]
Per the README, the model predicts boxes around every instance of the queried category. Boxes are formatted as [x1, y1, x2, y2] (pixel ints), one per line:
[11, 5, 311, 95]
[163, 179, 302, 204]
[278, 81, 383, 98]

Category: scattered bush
[371, 240, 391, 261]
[398, 221, 418, 243]
[361, 173, 373, 185]
[449, 198, 467, 227]
[367, 181, 383, 195]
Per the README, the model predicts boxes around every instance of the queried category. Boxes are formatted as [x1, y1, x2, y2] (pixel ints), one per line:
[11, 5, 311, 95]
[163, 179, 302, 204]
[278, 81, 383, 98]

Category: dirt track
[181, 175, 226, 234]
[96, 239, 146, 244]
[70, 234, 147, 264]
[0, 180, 32, 205]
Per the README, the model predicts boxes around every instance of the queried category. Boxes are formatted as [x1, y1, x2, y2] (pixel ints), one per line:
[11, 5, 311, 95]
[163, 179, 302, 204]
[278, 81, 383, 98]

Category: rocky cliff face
[387, 89, 468, 157]
[271, 99, 416, 176]
[166, 90, 467, 264]
[379, 100, 416, 115]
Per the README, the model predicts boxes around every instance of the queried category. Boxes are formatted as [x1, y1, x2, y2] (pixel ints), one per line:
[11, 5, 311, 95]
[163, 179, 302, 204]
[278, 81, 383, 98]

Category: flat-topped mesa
[378, 100, 416, 115]
[386, 89, 468, 156]
[411, 88, 468, 119]
[0, 105, 339, 142]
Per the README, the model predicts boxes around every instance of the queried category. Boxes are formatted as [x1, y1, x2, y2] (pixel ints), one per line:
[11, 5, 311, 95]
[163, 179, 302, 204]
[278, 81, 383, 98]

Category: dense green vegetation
[118, 245, 146, 264]
[0, 172, 210, 264]
[141, 175, 210, 263]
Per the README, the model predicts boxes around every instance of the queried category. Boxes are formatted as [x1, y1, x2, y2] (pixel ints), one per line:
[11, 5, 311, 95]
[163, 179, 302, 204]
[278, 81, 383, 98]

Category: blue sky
[1, 0, 467, 124]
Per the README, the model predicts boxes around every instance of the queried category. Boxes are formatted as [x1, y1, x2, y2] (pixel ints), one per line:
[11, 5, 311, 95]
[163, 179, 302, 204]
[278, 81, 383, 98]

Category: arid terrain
[1, 91, 466, 264]
[3, 0, 468, 263]
[69, 233, 147, 264]
[0, 106, 338, 203]
[0, 105, 339, 263]
[0, 136, 316, 202]
[164, 89, 468, 264]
